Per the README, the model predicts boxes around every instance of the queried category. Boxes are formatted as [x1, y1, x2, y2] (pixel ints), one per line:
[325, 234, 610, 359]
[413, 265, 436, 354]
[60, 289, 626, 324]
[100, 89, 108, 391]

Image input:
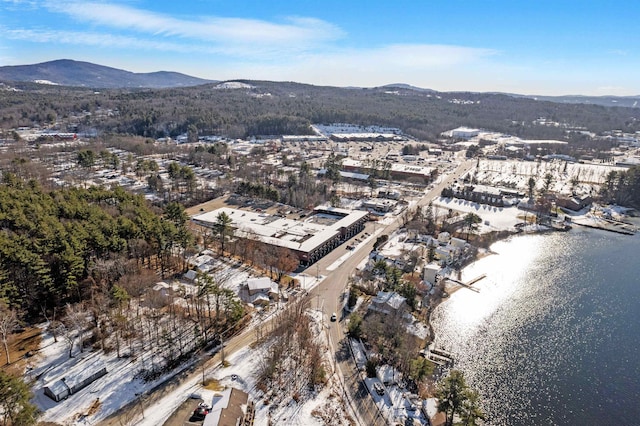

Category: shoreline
[421, 219, 640, 424]
[422, 212, 637, 375]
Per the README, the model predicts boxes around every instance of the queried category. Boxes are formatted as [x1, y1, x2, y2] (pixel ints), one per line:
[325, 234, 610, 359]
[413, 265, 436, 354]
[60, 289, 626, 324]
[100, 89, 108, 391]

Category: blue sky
[1, 0, 638, 95]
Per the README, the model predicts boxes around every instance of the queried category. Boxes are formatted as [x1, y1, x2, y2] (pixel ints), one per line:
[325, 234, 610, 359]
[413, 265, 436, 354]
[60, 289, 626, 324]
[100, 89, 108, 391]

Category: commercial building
[192, 205, 368, 266]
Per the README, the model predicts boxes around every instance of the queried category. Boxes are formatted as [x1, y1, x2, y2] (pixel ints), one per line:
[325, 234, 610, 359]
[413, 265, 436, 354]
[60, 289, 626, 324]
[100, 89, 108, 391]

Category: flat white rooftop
[192, 206, 368, 254]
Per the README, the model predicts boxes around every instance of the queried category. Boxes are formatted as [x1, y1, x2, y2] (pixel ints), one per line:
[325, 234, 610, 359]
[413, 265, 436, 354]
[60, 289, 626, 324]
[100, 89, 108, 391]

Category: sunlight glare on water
[442, 236, 546, 336]
[431, 231, 640, 425]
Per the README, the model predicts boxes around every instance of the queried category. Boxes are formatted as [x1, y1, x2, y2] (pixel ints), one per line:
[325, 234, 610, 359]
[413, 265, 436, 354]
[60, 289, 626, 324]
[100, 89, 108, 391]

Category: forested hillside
[0, 176, 191, 318]
[2, 81, 639, 141]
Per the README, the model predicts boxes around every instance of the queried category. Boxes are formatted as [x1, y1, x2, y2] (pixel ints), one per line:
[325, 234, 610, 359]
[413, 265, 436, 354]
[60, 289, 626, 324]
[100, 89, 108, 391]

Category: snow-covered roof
[371, 291, 406, 313]
[247, 277, 276, 292]
[204, 387, 249, 426]
[44, 359, 107, 396]
[192, 206, 367, 254]
[152, 282, 170, 292]
[377, 364, 402, 385]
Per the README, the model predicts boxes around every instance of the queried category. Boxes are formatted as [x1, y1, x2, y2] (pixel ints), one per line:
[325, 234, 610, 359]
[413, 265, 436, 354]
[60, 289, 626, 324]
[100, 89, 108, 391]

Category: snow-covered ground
[30, 306, 353, 426]
[474, 158, 627, 196]
[32, 327, 186, 425]
[432, 197, 523, 233]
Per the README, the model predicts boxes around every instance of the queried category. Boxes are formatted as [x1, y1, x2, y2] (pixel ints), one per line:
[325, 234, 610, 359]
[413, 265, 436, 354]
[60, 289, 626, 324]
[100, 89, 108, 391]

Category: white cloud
[44, 1, 343, 51]
[609, 49, 628, 56]
[2, 27, 205, 52]
[204, 44, 499, 89]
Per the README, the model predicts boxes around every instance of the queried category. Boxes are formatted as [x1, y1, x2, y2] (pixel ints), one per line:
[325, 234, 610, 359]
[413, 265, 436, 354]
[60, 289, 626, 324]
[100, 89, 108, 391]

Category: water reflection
[431, 231, 640, 425]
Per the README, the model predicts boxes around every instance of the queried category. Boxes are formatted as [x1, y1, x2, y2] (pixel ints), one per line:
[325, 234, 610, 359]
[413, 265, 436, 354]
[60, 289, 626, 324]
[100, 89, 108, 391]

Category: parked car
[330, 312, 337, 322]
[373, 382, 385, 396]
[192, 404, 210, 421]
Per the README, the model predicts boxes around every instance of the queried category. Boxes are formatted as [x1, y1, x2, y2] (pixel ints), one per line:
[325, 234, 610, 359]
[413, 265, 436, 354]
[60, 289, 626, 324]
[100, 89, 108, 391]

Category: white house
[450, 237, 467, 250]
[423, 264, 440, 287]
[244, 277, 279, 303]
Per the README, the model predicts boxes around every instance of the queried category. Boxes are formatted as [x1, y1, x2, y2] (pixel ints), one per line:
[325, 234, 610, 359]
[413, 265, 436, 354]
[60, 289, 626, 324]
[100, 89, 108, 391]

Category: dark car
[373, 382, 385, 396]
[191, 405, 210, 421]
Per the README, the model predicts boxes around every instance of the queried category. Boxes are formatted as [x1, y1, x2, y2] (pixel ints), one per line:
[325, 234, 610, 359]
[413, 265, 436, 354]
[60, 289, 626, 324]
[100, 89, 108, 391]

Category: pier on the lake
[571, 216, 637, 235]
[445, 274, 487, 293]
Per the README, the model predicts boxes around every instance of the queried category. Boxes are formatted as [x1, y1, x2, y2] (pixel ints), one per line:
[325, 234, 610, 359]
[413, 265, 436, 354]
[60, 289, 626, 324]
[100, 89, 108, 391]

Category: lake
[431, 227, 640, 425]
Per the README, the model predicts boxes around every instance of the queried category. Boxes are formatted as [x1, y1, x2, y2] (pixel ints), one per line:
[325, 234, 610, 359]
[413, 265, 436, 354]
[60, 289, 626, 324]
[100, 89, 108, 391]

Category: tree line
[599, 166, 640, 209]
[2, 81, 639, 142]
[0, 176, 191, 318]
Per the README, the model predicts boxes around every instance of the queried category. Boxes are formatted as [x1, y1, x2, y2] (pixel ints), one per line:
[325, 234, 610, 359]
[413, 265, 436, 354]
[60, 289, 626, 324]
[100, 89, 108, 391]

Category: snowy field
[474, 159, 627, 195]
[432, 197, 523, 234]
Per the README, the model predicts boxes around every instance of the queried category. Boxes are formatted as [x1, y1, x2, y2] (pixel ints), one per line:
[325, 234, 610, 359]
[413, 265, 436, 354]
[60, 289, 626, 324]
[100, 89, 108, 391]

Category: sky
[1, 0, 639, 96]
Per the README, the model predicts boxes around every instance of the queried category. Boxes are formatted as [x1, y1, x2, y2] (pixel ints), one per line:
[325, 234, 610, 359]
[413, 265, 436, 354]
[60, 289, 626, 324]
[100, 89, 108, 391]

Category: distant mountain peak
[0, 59, 216, 89]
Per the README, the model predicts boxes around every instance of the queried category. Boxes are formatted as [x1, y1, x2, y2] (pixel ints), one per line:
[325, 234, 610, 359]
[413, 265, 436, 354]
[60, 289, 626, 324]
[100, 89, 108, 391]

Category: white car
[330, 313, 337, 322]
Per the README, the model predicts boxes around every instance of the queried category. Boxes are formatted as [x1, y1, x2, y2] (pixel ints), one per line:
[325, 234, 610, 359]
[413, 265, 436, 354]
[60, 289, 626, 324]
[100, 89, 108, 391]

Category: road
[99, 160, 473, 426]
[305, 159, 473, 425]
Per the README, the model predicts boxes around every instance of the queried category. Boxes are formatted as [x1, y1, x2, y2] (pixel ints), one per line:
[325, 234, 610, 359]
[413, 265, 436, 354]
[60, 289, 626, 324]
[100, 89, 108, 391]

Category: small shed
[44, 363, 107, 402]
[44, 378, 71, 402]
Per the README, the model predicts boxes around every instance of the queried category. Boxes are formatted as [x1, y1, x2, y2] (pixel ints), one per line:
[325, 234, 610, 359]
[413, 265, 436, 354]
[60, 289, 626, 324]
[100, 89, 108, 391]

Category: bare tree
[56, 322, 76, 358]
[0, 303, 19, 365]
[65, 303, 89, 354]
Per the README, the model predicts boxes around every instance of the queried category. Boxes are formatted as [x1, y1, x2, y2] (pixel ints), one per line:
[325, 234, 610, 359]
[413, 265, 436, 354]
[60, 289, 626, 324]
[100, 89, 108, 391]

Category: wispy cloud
[2, 27, 206, 52]
[212, 44, 499, 88]
[44, 1, 343, 51]
[2, 0, 502, 90]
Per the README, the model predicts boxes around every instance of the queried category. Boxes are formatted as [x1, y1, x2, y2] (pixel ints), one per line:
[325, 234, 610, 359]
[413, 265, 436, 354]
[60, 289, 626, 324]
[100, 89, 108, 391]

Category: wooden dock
[445, 274, 487, 293]
[423, 344, 454, 366]
[572, 217, 637, 235]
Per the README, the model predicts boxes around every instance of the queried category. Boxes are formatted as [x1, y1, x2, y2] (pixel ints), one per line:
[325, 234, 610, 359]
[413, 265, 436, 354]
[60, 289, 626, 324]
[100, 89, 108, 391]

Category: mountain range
[0, 59, 638, 108]
[0, 59, 215, 89]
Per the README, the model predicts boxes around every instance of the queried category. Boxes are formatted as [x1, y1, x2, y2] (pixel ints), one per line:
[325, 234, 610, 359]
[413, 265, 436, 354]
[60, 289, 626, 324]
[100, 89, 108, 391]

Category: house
[241, 277, 279, 305]
[44, 363, 107, 402]
[189, 254, 215, 269]
[369, 291, 406, 315]
[248, 293, 270, 307]
[204, 387, 253, 426]
[246, 277, 279, 300]
[423, 264, 440, 287]
[184, 270, 198, 281]
[450, 237, 467, 250]
[434, 246, 456, 264]
[437, 232, 451, 244]
[556, 195, 593, 212]
[377, 364, 402, 386]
